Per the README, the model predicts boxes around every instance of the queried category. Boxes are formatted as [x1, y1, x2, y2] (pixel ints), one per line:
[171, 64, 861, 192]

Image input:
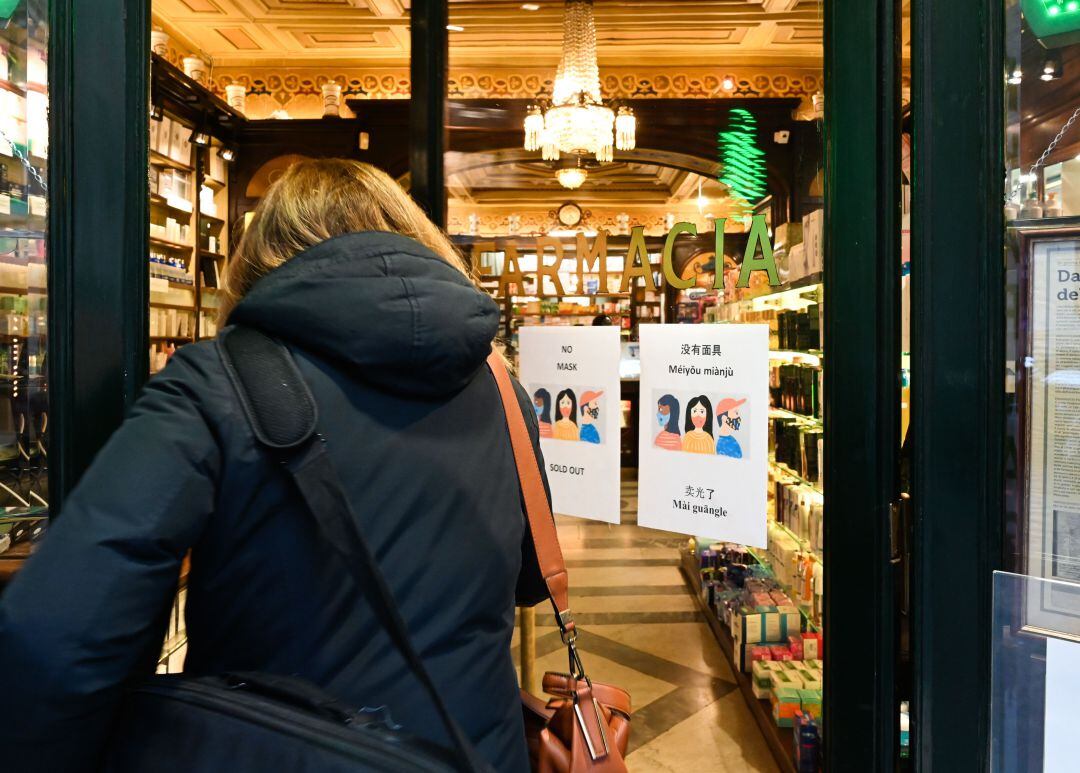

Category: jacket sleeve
[510, 378, 555, 607]
[0, 348, 221, 772]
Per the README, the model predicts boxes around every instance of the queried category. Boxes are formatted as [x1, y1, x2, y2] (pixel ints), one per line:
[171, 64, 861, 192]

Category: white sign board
[1044, 636, 1080, 772]
[518, 326, 622, 524]
[637, 324, 769, 545]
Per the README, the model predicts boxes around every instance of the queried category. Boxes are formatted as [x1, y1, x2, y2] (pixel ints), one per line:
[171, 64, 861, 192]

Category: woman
[553, 388, 579, 441]
[533, 388, 553, 438]
[682, 395, 716, 454]
[654, 394, 682, 451]
[0, 160, 546, 772]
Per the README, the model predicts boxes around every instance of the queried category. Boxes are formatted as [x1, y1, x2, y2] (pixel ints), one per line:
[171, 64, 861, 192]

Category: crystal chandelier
[524, 0, 635, 172]
[556, 167, 588, 189]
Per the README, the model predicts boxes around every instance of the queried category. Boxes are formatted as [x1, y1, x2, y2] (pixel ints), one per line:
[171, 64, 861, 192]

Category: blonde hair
[219, 158, 470, 323]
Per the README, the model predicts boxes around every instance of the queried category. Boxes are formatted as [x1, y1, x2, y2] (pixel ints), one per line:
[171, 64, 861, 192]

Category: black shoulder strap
[218, 326, 489, 773]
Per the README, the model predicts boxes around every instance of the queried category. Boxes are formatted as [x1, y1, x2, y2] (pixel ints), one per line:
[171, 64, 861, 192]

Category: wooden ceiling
[153, 0, 824, 68]
[447, 153, 729, 208]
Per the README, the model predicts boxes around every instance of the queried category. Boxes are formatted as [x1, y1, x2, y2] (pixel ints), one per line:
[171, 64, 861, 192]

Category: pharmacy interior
[135, 1, 904, 770]
[0, 0, 1018, 770]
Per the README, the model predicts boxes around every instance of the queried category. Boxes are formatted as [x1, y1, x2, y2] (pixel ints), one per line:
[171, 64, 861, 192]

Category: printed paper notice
[519, 326, 622, 524]
[637, 325, 769, 545]
[1028, 238, 1080, 582]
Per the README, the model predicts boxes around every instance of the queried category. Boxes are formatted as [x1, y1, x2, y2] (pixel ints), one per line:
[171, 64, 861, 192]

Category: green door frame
[911, 0, 1005, 770]
[45, 0, 1008, 769]
[48, 0, 150, 510]
[825, 0, 901, 769]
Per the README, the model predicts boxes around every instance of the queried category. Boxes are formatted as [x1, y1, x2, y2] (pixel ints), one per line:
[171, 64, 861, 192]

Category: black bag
[108, 673, 458, 773]
[104, 327, 492, 773]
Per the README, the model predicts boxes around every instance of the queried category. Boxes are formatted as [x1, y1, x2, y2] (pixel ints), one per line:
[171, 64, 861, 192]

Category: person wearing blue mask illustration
[714, 397, 747, 458]
[578, 390, 603, 444]
[532, 388, 553, 438]
[654, 394, 682, 451]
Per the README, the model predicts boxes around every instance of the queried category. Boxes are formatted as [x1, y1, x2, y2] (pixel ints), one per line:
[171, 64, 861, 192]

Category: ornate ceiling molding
[205, 65, 823, 119]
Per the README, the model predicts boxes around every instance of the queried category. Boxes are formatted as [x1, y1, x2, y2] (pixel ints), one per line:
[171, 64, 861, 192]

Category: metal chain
[1010, 105, 1080, 201]
[0, 127, 47, 193]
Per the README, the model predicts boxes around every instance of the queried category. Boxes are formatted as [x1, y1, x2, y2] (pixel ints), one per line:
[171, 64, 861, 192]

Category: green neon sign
[1022, 0, 1080, 46]
[0, 0, 19, 20]
[718, 108, 768, 208]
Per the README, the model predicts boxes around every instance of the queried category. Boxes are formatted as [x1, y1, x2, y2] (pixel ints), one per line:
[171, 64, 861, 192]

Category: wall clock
[557, 202, 583, 228]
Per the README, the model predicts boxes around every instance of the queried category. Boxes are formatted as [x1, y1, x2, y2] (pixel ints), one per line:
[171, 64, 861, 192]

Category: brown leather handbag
[488, 354, 632, 773]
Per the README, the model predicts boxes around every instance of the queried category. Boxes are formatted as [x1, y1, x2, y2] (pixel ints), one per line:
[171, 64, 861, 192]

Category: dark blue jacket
[0, 232, 546, 772]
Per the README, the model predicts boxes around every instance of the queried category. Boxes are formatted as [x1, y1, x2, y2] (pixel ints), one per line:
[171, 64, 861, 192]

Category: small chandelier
[557, 166, 588, 189]
[524, 0, 635, 171]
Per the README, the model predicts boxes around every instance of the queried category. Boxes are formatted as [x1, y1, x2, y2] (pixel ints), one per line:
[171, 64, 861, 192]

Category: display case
[147, 53, 235, 374]
[0, 0, 50, 582]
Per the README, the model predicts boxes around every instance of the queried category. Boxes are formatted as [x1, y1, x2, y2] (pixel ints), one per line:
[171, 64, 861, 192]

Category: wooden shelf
[679, 552, 798, 773]
[203, 177, 226, 190]
[199, 212, 225, 226]
[149, 236, 194, 253]
[199, 250, 227, 261]
[770, 407, 822, 427]
[150, 335, 193, 343]
[0, 212, 46, 231]
[514, 313, 624, 319]
[149, 300, 195, 311]
[0, 285, 45, 295]
[0, 78, 26, 97]
[150, 194, 192, 216]
[150, 150, 193, 173]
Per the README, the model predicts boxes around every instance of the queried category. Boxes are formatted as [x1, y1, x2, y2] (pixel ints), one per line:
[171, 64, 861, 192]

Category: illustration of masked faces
[657, 402, 670, 427]
[724, 407, 742, 431]
[690, 402, 708, 429]
[534, 397, 544, 418]
[559, 394, 573, 419]
[582, 401, 599, 424]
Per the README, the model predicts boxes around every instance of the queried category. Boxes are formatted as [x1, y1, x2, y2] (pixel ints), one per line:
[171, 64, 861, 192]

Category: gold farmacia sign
[474, 215, 780, 296]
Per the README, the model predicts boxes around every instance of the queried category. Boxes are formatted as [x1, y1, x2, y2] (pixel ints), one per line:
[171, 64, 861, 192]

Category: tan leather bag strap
[487, 353, 576, 643]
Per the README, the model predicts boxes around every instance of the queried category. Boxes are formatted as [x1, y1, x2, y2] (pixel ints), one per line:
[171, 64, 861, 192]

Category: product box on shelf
[149, 118, 162, 155]
[733, 605, 802, 645]
[787, 244, 808, 282]
[770, 669, 804, 693]
[753, 661, 785, 700]
[771, 687, 802, 728]
[801, 209, 824, 276]
[169, 119, 188, 164]
[209, 144, 226, 182]
[797, 689, 822, 720]
[774, 222, 803, 251]
[155, 116, 173, 155]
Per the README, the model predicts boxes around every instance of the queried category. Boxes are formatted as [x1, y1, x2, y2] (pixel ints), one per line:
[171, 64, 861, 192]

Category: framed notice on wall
[636, 324, 769, 544]
[518, 326, 622, 524]
[1018, 225, 1080, 638]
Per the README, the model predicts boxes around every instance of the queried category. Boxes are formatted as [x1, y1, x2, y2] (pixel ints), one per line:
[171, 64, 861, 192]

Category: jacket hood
[229, 231, 500, 397]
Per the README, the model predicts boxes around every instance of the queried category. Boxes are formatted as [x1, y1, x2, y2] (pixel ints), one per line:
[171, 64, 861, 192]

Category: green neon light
[717, 108, 767, 207]
[1023, 0, 1080, 46]
[0, 0, 19, 19]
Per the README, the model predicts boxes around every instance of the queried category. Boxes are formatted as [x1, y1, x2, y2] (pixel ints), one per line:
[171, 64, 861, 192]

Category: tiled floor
[514, 478, 778, 772]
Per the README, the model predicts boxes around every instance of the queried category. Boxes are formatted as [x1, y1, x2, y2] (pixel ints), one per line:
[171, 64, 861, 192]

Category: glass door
[443, 1, 902, 768]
